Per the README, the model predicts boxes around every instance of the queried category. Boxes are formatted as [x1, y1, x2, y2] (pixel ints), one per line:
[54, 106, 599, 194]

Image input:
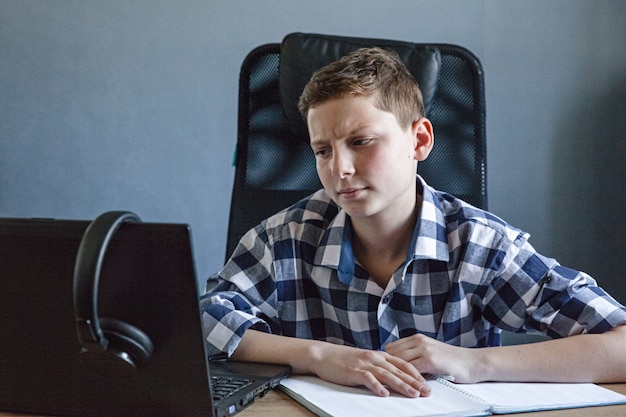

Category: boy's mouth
[337, 187, 366, 199]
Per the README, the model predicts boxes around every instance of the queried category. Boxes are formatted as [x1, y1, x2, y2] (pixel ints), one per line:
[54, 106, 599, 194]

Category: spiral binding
[425, 374, 489, 404]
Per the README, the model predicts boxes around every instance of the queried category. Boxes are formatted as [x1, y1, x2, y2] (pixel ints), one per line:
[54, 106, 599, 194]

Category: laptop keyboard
[211, 375, 253, 401]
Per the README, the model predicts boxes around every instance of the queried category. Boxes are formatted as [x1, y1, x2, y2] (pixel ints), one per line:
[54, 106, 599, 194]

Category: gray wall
[1, 1, 625, 302]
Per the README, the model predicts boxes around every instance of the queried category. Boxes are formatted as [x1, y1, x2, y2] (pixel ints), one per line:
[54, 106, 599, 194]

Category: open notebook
[280, 375, 626, 417]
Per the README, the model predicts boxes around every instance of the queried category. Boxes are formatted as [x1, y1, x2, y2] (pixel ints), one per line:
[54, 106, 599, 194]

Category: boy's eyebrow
[309, 137, 328, 148]
[310, 125, 376, 144]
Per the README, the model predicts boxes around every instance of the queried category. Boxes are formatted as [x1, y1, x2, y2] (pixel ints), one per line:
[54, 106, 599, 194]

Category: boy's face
[307, 95, 432, 224]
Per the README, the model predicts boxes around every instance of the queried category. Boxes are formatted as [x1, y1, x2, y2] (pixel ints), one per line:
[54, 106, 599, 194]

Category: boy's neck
[351, 195, 422, 288]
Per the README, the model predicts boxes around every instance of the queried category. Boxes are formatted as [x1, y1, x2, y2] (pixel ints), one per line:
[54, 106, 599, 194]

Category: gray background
[1, 1, 625, 305]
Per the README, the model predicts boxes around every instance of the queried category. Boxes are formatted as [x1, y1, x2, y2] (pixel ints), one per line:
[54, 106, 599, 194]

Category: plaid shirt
[201, 176, 626, 357]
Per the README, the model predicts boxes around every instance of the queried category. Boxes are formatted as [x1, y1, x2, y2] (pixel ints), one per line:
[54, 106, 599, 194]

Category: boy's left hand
[385, 333, 477, 383]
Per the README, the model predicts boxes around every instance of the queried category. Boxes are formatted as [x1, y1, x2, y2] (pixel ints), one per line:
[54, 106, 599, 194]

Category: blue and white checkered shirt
[201, 176, 626, 357]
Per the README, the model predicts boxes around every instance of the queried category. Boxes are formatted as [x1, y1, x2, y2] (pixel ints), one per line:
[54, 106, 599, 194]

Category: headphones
[73, 211, 154, 378]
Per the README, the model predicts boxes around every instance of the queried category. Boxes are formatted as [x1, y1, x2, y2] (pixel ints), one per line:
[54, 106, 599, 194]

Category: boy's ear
[412, 118, 434, 161]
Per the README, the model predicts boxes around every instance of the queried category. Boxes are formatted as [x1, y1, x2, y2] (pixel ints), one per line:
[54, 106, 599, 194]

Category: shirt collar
[314, 176, 450, 284]
[410, 175, 450, 262]
[314, 208, 349, 277]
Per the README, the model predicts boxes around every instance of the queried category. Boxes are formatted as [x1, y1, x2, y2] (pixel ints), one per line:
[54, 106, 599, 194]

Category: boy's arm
[385, 324, 626, 383]
[230, 329, 432, 397]
[477, 324, 626, 383]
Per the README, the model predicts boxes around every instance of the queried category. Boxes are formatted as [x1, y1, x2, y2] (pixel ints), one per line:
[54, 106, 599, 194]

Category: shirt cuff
[202, 309, 271, 357]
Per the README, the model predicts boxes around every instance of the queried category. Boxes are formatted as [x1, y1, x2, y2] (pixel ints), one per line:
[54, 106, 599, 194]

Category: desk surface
[1, 383, 625, 417]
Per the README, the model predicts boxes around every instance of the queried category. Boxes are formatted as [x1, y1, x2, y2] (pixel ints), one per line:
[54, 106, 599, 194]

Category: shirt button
[382, 294, 392, 304]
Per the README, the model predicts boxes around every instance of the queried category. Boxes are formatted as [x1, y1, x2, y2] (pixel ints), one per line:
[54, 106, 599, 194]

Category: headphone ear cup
[100, 317, 154, 367]
[79, 317, 154, 378]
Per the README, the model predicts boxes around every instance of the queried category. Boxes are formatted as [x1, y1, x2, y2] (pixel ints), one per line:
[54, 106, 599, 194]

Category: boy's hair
[298, 47, 424, 130]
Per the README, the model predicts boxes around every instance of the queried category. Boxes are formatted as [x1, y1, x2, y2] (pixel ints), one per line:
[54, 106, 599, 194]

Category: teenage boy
[201, 47, 626, 398]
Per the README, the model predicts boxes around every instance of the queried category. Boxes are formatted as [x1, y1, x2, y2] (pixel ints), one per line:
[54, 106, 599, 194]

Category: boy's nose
[330, 149, 355, 179]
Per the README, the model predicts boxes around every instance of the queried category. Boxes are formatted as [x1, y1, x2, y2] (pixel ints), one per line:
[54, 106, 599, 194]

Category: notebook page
[280, 375, 490, 417]
[454, 381, 626, 414]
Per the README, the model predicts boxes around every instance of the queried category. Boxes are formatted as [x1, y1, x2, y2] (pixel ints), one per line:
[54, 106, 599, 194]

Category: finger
[391, 356, 427, 382]
[386, 338, 430, 365]
[384, 347, 420, 369]
[357, 370, 391, 397]
[376, 361, 431, 398]
[381, 370, 429, 398]
[385, 336, 419, 356]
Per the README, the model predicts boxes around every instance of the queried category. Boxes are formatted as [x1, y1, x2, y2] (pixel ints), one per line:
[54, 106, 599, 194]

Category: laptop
[0, 216, 290, 417]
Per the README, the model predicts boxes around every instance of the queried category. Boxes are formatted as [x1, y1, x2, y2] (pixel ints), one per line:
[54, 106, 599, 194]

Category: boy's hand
[384, 334, 477, 383]
[308, 343, 431, 398]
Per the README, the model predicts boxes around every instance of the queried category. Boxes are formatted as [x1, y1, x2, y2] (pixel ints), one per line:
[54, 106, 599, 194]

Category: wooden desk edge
[1, 383, 625, 417]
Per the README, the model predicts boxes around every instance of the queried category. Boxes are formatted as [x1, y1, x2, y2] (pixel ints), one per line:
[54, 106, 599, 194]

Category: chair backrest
[225, 32, 487, 260]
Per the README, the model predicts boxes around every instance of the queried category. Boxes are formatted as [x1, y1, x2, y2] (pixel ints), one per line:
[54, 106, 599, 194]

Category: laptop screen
[0, 218, 215, 416]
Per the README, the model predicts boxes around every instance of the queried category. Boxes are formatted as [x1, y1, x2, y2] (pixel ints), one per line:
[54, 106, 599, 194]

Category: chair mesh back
[226, 42, 486, 260]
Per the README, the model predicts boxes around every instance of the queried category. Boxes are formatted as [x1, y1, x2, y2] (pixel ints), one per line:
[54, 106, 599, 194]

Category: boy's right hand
[232, 329, 431, 398]
[306, 342, 431, 398]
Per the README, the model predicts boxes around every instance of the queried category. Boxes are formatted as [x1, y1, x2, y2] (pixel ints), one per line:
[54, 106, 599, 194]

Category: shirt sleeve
[482, 229, 626, 338]
[200, 225, 279, 357]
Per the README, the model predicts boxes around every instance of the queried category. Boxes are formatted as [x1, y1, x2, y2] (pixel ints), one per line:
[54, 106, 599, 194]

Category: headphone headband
[73, 211, 141, 351]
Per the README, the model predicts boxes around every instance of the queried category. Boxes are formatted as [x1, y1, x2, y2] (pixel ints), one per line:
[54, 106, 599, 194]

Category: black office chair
[225, 32, 487, 261]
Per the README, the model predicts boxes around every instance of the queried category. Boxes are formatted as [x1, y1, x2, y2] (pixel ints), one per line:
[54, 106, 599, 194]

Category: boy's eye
[314, 148, 330, 157]
[353, 138, 372, 146]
